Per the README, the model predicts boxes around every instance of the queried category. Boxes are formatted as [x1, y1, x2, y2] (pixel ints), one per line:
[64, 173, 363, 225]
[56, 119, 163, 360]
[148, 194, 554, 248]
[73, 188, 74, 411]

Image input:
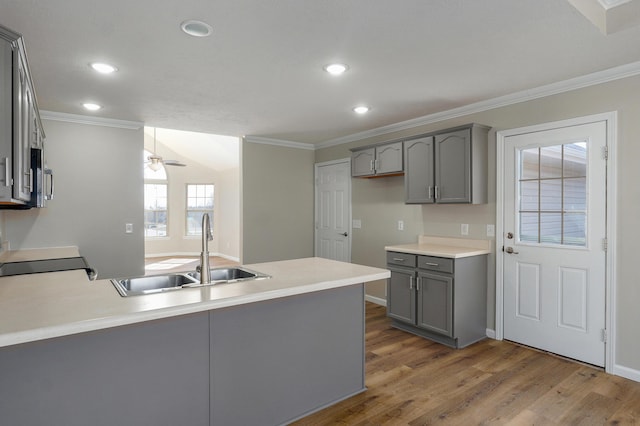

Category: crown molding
[243, 135, 315, 151]
[315, 60, 640, 149]
[40, 110, 144, 130]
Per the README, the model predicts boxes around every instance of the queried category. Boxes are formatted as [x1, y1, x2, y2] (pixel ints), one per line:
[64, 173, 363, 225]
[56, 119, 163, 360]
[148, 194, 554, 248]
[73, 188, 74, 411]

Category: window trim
[185, 183, 215, 237]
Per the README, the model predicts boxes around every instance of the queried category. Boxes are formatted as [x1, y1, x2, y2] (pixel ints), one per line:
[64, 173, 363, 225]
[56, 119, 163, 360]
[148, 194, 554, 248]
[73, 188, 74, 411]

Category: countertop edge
[0, 269, 390, 348]
[384, 245, 490, 258]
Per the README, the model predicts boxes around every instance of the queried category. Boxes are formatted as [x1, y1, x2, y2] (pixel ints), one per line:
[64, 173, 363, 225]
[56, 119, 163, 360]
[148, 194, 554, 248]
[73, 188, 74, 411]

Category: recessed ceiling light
[89, 62, 118, 74]
[324, 63, 348, 75]
[82, 103, 102, 111]
[180, 20, 213, 37]
[353, 106, 370, 114]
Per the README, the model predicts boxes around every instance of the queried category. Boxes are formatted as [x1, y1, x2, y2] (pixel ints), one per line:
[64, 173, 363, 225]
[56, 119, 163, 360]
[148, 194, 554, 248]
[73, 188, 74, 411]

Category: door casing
[495, 112, 617, 373]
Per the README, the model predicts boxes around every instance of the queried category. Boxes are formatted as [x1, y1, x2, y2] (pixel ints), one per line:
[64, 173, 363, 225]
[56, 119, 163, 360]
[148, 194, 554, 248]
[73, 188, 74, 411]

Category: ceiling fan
[146, 128, 187, 170]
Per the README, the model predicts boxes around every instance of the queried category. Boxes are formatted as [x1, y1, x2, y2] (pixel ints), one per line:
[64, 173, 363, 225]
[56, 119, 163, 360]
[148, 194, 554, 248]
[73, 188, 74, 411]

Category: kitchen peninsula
[0, 248, 389, 426]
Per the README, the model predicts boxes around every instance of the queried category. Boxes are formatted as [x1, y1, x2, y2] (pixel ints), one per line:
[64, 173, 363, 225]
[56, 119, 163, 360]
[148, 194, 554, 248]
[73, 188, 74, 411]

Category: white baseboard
[365, 295, 387, 307]
[613, 364, 640, 383]
[486, 328, 496, 339]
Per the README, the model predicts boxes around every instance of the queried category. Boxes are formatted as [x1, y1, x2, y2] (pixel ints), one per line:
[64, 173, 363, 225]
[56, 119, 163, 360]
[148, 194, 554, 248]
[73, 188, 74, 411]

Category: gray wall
[316, 74, 640, 372]
[241, 140, 315, 264]
[2, 119, 144, 279]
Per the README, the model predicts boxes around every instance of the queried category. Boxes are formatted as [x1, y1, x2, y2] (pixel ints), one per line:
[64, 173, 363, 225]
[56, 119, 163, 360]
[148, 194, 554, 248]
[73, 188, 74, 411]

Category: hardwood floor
[293, 303, 640, 425]
[144, 255, 238, 275]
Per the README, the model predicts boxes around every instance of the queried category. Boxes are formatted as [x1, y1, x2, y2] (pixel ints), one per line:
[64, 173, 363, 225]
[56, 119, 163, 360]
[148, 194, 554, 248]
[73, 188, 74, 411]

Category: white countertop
[0, 253, 389, 349]
[385, 236, 491, 258]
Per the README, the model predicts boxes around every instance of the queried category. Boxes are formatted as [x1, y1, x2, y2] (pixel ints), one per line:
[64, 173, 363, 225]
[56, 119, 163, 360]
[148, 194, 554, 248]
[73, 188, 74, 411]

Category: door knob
[505, 246, 519, 254]
[339, 232, 348, 237]
[507, 232, 514, 239]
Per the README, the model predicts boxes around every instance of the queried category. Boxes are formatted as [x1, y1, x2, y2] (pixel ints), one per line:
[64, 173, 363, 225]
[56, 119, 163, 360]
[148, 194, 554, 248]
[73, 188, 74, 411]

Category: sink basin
[111, 267, 270, 297]
[186, 267, 270, 283]
[111, 273, 199, 297]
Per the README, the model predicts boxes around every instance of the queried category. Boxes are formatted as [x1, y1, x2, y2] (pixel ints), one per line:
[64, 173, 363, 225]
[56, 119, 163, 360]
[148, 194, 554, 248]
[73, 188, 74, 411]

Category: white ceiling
[3, 0, 640, 145]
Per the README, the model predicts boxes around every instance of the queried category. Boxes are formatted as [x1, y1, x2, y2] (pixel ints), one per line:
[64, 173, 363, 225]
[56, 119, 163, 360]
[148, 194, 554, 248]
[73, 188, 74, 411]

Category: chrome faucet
[199, 213, 213, 283]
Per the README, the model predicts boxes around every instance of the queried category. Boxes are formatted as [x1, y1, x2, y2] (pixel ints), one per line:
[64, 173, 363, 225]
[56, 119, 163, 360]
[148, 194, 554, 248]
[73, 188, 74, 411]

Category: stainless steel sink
[111, 267, 270, 297]
[111, 273, 199, 297]
[186, 266, 270, 284]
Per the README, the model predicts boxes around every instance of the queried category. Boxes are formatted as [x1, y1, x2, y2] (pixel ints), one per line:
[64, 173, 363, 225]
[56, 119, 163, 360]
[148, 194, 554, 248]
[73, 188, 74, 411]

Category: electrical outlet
[486, 224, 495, 237]
[461, 223, 469, 236]
[125, 223, 133, 234]
[398, 220, 404, 231]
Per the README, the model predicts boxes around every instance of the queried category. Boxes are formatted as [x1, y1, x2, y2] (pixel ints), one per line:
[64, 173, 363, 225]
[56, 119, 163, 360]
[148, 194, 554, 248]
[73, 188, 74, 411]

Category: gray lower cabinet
[0, 285, 365, 426]
[386, 251, 487, 348]
[404, 123, 489, 204]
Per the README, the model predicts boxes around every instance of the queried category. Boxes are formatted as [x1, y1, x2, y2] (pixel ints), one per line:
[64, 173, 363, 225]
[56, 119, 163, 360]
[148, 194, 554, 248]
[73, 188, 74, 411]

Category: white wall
[316, 73, 640, 374]
[2, 119, 145, 279]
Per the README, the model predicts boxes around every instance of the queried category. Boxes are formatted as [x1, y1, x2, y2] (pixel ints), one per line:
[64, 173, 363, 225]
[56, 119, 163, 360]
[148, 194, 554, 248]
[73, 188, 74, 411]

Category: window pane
[564, 177, 586, 211]
[564, 213, 586, 246]
[144, 183, 168, 237]
[520, 212, 538, 243]
[540, 179, 562, 211]
[519, 180, 538, 211]
[520, 148, 539, 180]
[563, 142, 587, 177]
[185, 184, 214, 237]
[540, 213, 562, 244]
[540, 145, 562, 178]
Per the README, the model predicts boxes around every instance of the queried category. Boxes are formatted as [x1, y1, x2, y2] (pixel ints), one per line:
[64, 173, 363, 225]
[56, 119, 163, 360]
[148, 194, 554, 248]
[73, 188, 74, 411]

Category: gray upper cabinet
[351, 141, 403, 177]
[0, 24, 45, 207]
[404, 124, 489, 204]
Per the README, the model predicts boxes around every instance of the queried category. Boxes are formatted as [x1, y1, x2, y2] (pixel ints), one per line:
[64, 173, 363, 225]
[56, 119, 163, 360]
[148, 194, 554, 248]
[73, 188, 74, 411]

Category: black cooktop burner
[0, 257, 94, 278]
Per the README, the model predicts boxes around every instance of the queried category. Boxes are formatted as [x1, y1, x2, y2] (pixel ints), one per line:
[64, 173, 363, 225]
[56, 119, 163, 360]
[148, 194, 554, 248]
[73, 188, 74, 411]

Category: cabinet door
[351, 148, 375, 177]
[0, 40, 12, 195]
[387, 267, 416, 324]
[375, 142, 403, 175]
[13, 50, 31, 202]
[417, 271, 453, 337]
[435, 129, 471, 203]
[404, 136, 434, 203]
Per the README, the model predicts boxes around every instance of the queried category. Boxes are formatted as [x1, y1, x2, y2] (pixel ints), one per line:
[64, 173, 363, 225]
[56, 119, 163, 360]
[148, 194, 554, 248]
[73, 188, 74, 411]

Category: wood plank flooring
[293, 302, 640, 425]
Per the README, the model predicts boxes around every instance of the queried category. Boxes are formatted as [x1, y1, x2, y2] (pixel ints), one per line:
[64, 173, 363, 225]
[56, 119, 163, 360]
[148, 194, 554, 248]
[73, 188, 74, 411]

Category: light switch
[125, 223, 133, 234]
[397, 220, 404, 231]
[352, 219, 362, 229]
[486, 224, 495, 237]
[461, 223, 469, 236]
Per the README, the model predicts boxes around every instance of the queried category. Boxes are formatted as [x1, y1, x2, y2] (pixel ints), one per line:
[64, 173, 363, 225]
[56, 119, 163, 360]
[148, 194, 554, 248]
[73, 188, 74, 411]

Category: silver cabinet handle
[392, 258, 405, 262]
[424, 262, 439, 267]
[416, 276, 421, 291]
[434, 185, 439, 200]
[45, 168, 54, 200]
[26, 169, 33, 192]
[3, 157, 10, 187]
[409, 276, 414, 290]
[428, 186, 433, 199]
[370, 160, 374, 171]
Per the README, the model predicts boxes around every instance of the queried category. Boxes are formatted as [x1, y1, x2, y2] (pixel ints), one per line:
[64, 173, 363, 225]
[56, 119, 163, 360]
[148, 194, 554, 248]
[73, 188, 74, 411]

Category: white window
[186, 184, 214, 236]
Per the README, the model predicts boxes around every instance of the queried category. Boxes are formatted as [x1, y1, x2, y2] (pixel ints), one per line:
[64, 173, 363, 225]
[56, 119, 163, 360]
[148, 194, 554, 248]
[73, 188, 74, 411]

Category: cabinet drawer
[386, 252, 416, 267]
[418, 256, 453, 273]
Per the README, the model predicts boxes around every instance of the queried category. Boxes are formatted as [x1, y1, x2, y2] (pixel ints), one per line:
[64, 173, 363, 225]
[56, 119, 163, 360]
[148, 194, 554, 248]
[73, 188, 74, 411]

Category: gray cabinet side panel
[453, 255, 488, 347]
[0, 313, 210, 426]
[210, 284, 365, 426]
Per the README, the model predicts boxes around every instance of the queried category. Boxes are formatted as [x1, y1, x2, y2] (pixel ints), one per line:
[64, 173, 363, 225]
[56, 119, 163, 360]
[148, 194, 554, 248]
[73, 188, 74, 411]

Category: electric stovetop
[0, 257, 95, 279]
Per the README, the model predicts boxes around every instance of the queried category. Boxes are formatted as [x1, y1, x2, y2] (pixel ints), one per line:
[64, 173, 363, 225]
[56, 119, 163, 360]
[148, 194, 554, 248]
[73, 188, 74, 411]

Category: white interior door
[315, 159, 351, 262]
[502, 121, 607, 367]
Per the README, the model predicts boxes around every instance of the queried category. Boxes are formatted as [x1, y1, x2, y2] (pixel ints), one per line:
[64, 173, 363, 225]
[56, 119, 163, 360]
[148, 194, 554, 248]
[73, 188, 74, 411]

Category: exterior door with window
[315, 160, 351, 262]
[502, 121, 607, 366]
